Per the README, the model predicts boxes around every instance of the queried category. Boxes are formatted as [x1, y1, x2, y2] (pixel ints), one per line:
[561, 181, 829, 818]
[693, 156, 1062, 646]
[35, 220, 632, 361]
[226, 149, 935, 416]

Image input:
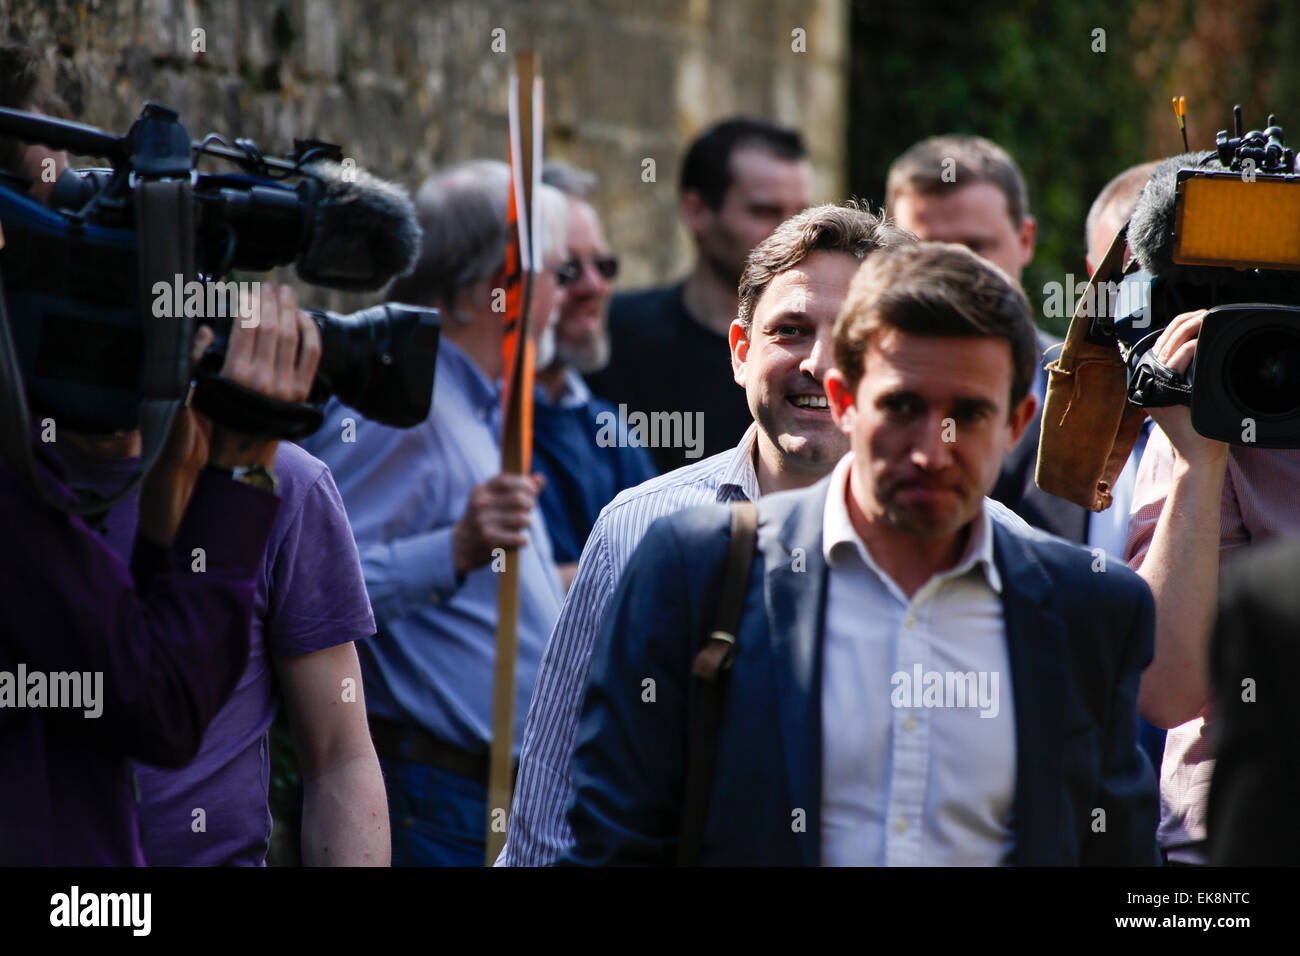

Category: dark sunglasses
[555, 254, 619, 286]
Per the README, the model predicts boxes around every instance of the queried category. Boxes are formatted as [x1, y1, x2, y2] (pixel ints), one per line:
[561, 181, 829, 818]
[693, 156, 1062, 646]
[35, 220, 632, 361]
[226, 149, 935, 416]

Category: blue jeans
[379, 756, 488, 867]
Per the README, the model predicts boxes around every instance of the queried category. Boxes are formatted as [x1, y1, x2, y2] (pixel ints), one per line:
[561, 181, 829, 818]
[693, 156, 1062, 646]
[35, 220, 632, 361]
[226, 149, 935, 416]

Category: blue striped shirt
[496, 424, 760, 865]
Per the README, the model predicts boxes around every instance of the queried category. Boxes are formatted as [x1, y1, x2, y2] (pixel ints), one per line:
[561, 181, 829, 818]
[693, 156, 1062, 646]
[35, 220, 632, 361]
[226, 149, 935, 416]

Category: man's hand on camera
[451, 473, 547, 577]
[138, 284, 322, 547]
[1143, 309, 1230, 472]
[207, 283, 323, 469]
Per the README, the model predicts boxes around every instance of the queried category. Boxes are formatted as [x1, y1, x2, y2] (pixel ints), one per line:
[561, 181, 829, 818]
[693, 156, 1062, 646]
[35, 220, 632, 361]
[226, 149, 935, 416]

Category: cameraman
[1124, 309, 1300, 865]
[1, 47, 386, 866]
[0, 275, 321, 864]
[57, 287, 387, 868]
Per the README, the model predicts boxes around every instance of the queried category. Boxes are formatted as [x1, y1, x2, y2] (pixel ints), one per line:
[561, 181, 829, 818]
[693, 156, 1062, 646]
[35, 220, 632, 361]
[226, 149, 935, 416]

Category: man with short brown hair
[498, 202, 906, 866]
[564, 241, 1158, 866]
[833, 240, 1040, 405]
[886, 134, 1089, 544]
[886, 135, 1035, 282]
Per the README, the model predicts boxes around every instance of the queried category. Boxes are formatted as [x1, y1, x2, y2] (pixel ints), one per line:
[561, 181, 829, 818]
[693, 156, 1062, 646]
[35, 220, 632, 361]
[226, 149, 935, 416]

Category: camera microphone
[295, 159, 422, 292]
[1127, 150, 1218, 283]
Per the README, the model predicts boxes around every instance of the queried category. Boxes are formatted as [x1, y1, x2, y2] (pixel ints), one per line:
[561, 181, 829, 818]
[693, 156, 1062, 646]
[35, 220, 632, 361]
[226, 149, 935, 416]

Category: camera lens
[309, 304, 441, 428]
[1226, 324, 1300, 417]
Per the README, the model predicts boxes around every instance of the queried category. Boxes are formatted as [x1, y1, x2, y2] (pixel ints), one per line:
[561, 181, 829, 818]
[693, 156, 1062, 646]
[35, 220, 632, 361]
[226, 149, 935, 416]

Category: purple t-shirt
[54, 440, 375, 865]
[0, 450, 275, 866]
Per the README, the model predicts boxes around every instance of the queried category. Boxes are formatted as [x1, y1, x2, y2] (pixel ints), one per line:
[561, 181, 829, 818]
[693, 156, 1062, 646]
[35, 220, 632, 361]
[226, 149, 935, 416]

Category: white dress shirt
[820, 455, 1017, 866]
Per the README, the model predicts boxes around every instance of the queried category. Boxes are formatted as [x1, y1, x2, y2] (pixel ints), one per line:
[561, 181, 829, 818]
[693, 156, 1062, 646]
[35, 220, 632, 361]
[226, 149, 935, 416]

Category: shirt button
[903, 612, 916, 628]
[895, 818, 909, 834]
[903, 716, 917, 733]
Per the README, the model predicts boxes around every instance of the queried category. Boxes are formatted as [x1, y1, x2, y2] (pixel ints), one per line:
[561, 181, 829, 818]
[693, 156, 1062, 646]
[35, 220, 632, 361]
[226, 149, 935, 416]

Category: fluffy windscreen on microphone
[1127, 149, 1221, 282]
[296, 159, 422, 291]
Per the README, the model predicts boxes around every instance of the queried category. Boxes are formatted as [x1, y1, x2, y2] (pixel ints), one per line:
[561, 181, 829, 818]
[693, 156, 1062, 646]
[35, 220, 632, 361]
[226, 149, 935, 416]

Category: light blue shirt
[820, 454, 1016, 866]
[497, 427, 1037, 866]
[300, 338, 563, 754]
[1087, 419, 1153, 562]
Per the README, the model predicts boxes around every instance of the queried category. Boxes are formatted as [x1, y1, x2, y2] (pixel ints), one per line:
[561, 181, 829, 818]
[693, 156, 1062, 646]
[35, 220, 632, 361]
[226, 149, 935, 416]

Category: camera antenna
[1172, 95, 1190, 153]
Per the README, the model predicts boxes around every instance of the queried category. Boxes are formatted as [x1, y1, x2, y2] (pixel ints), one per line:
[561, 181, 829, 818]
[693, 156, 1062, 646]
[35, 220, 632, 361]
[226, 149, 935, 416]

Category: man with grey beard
[301, 160, 569, 866]
[533, 162, 657, 589]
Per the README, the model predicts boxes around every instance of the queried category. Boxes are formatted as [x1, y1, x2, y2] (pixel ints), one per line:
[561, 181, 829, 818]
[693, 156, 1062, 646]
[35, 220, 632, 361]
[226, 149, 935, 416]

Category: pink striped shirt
[1125, 427, 1300, 861]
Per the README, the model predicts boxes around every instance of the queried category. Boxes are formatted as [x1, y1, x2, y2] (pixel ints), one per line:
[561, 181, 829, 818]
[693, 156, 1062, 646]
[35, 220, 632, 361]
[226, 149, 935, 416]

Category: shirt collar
[821, 454, 1002, 594]
[716, 422, 762, 503]
[534, 367, 591, 409]
[440, 337, 499, 416]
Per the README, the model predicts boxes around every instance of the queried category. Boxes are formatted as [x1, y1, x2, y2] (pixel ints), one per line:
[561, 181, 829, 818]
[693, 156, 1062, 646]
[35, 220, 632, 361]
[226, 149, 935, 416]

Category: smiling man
[728, 233, 865, 493]
[563, 241, 1158, 866]
[497, 202, 908, 866]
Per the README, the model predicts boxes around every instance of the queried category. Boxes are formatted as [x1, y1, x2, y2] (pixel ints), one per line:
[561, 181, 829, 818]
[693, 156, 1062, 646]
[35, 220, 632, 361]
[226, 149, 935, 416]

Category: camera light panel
[1174, 171, 1300, 270]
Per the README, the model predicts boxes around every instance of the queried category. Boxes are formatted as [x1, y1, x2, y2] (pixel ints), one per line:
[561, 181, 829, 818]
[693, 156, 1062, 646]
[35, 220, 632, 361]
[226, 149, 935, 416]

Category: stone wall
[2, 0, 848, 307]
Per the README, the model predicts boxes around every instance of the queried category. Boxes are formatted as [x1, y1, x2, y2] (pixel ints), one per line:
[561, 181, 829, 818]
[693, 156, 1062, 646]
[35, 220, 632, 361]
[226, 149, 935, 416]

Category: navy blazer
[564, 476, 1158, 866]
[991, 410, 1091, 544]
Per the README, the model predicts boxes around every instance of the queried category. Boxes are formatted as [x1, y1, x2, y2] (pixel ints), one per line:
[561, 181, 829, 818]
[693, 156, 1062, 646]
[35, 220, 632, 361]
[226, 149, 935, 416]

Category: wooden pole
[486, 50, 541, 865]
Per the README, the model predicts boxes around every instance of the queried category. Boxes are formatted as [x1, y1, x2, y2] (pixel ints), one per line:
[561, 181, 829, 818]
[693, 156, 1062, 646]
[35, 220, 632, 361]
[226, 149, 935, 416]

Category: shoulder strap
[1036, 221, 1135, 511]
[677, 499, 758, 866]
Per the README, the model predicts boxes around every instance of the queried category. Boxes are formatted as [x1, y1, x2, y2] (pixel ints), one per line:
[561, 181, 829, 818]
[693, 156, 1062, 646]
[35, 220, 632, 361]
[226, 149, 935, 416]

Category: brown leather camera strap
[1037, 222, 1148, 511]
[677, 500, 758, 866]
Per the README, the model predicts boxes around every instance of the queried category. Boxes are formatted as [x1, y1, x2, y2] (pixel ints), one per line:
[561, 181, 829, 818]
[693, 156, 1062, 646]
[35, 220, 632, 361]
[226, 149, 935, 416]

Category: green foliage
[849, 0, 1152, 336]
